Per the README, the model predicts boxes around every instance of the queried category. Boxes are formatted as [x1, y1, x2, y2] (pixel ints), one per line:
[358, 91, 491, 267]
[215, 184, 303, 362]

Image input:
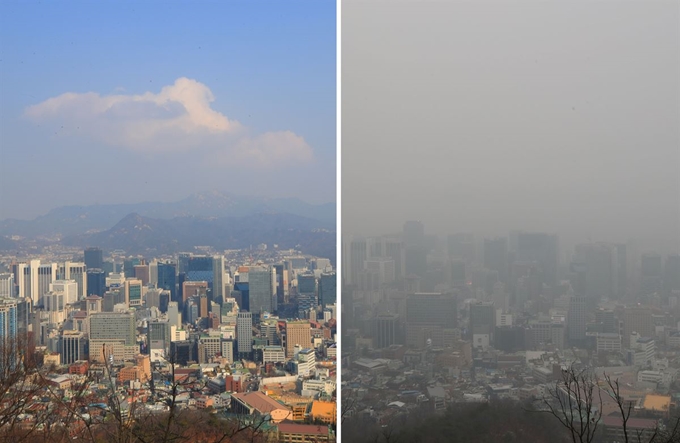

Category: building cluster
[0, 244, 337, 441]
[342, 222, 680, 441]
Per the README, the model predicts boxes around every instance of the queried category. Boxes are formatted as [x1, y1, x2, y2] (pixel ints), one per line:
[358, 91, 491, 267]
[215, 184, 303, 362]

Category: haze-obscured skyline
[343, 1, 679, 254]
[0, 1, 336, 220]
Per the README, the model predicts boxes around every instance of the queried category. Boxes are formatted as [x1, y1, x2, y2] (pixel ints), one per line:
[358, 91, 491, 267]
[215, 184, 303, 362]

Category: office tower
[148, 260, 158, 287]
[168, 302, 181, 328]
[594, 309, 618, 334]
[319, 272, 337, 308]
[125, 279, 144, 307]
[664, 254, 680, 292]
[123, 258, 142, 278]
[469, 302, 496, 339]
[60, 330, 87, 364]
[157, 262, 177, 303]
[199, 294, 209, 318]
[44, 291, 65, 312]
[182, 281, 208, 304]
[623, 307, 653, 348]
[49, 280, 78, 304]
[567, 295, 587, 344]
[249, 266, 276, 315]
[148, 320, 171, 355]
[342, 236, 368, 286]
[63, 262, 87, 300]
[364, 258, 396, 286]
[511, 231, 559, 287]
[134, 265, 150, 286]
[84, 247, 104, 270]
[285, 320, 311, 358]
[375, 314, 399, 348]
[0, 298, 18, 342]
[0, 273, 14, 298]
[298, 272, 317, 296]
[405, 292, 457, 348]
[237, 312, 253, 356]
[233, 282, 250, 312]
[170, 340, 196, 366]
[447, 233, 476, 264]
[185, 256, 214, 287]
[641, 253, 663, 295]
[221, 339, 234, 363]
[573, 243, 619, 301]
[88, 311, 136, 362]
[484, 237, 509, 284]
[86, 269, 106, 297]
[213, 255, 226, 303]
[0, 299, 19, 370]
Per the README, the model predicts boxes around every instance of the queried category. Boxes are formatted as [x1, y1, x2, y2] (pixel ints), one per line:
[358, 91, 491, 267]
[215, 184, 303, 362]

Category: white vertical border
[335, 0, 342, 439]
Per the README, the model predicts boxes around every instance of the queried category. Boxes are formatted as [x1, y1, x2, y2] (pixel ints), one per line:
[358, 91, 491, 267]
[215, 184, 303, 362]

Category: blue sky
[0, 1, 336, 219]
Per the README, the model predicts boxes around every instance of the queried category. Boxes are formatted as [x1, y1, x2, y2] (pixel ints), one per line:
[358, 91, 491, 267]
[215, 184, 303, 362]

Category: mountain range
[0, 192, 336, 260]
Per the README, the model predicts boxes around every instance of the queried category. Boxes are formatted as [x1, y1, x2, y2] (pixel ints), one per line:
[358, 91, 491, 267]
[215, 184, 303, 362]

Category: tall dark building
[84, 247, 103, 270]
[447, 233, 476, 264]
[233, 282, 250, 312]
[375, 314, 399, 348]
[86, 269, 106, 297]
[319, 272, 337, 308]
[157, 263, 177, 303]
[123, 258, 142, 278]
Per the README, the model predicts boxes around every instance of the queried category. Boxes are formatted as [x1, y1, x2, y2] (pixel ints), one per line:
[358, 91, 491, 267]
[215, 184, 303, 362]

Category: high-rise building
[567, 295, 587, 344]
[86, 270, 106, 297]
[63, 262, 87, 300]
[469, 302, 496, 340]
[84, 247, 104, 270]
[249, 266, 276, 315]
[0, 273, 15, 298]
[404, 292, 457, 348]
[49, 280, 78, 305]
[123, 258, 142, 279]
[134, 265, 150, 286]
[148, 320, 171, 354]
[623, 307, 653, 348]
[60, 330, 87, 364]
[285, 320, 311, 358]
[342, 237, 368, 286]
[157, 262, 177, 303]
[237, 312, 253, 356]
[375, 314, 399, 348]
[213, 255, 226, 303]
[319, 272, 337, 308]
[89, 311, 136, 362]
[167, 302, 181, 328]
[125, 279, 144, 307]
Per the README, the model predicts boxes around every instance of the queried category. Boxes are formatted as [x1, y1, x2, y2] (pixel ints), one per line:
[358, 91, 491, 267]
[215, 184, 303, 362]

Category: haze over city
[343, 0, 679, 255]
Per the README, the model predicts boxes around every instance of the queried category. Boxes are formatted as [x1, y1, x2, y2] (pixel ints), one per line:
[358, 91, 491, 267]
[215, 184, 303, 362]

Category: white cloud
[234, 131, 314, 166]
[24, 77, 315, 165]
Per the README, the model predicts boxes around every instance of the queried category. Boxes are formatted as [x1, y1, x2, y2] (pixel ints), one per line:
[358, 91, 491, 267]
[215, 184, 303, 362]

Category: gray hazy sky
[342, 0, 679, 254]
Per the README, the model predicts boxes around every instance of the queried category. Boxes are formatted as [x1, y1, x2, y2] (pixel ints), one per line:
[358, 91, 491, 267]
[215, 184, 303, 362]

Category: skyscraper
[157, 262, 177, 303]
[319, 272, 337, 308]
[237, 311, 253, 356]
[285, 320, 311, 358]
[0, 273, 15, 298]
[86, 269, 106, 297]
[213, 255, 226, 303]
[249, 266, 276, 315]
[84, 247, 104, 270]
